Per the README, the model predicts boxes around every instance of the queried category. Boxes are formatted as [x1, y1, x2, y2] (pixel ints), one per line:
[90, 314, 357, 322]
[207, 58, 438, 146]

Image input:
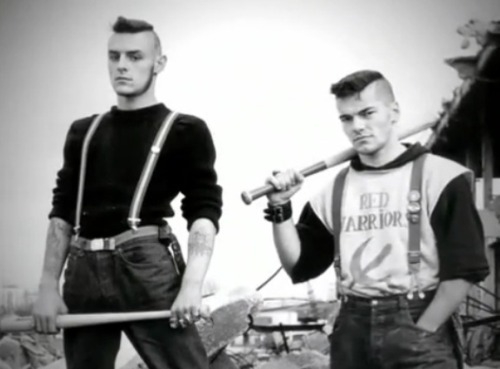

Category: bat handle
[241, 185, 274, 205]
[241, 161, 328, 205]
[0, 316, 35, 332]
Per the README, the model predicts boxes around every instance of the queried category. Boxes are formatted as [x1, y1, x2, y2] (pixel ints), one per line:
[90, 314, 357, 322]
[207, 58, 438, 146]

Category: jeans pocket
[62, 249, 91, 311]
[331, 305, 347, 334]
[117, 241, 169, 267]
[400, 301, 442, 337]
[116, 241, 181, 310]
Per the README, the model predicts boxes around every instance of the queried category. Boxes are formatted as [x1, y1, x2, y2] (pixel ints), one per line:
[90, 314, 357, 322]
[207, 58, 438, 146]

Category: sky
[0, 0, 499, 300]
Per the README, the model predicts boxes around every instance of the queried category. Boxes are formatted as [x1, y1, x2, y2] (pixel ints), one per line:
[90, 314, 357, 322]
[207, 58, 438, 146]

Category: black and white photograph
[0, 0, 499, 368]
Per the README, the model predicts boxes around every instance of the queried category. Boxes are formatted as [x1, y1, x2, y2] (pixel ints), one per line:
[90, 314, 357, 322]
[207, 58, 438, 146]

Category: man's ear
[154, 55, 167, 75]
[390, 101, 400, 124]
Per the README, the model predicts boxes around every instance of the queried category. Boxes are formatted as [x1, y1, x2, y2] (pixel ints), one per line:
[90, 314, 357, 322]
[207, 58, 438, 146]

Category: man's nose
[117, 55, 128, 71]
[351, 116, 366, 132]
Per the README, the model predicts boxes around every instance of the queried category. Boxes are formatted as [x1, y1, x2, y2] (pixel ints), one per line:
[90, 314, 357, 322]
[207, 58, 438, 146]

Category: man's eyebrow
[358, 107, 376, 114]
[339, 106, 377, 120]
[108, 50, 143, 54]
[339, 114, 352, 120]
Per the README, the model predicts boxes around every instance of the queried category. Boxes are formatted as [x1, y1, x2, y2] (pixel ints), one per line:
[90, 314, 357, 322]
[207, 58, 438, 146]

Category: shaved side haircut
[330, 70, 395, 102]
[112, 16, 162, 55]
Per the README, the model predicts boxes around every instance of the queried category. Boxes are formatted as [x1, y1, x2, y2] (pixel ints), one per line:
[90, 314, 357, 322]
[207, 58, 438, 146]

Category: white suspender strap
[73, 114, 106, 238]
[128, 111, 179, 230]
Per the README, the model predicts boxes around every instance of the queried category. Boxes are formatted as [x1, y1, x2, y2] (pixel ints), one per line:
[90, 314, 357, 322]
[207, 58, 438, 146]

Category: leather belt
[71, 225, 160, 251]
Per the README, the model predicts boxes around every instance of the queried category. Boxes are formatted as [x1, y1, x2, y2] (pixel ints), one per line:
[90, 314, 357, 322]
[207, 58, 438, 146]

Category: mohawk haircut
[112, 16, 162, 54]
[330, 70, 388, 98]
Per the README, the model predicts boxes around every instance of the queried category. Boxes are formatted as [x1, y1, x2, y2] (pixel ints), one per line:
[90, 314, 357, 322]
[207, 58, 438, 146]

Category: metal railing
[463, 284, 500, 331]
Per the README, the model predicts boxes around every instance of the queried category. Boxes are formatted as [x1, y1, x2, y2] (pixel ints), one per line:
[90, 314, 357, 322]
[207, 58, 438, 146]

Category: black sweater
[49, 104, 223, 238]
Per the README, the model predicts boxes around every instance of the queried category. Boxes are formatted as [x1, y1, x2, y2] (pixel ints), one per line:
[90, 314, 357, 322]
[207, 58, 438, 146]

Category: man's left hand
[169, 287, 209, 329]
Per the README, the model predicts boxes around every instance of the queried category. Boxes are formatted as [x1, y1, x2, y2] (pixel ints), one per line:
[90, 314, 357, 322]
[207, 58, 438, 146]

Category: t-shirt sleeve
[48, 122, 84, 225]
[179, 117, 223, 232]
[290, 202, 335, 284]
[430, 174, 490, 283]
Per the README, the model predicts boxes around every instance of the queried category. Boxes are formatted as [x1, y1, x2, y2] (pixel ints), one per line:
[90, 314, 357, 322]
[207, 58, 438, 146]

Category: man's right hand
[266, 169, 304, 204]
[32, 287, 68, 334]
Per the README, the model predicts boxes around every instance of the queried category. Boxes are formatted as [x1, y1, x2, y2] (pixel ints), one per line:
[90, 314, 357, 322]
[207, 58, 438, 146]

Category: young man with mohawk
[33, 17, 222, 369]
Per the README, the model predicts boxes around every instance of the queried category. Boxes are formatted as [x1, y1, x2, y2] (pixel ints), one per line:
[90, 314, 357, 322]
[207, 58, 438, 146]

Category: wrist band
[264, 201, 292, 223]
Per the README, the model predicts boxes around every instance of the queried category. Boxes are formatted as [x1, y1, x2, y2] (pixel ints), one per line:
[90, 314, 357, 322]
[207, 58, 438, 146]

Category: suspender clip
[127, 217, 141, 232]
[408, 250, 421, 264]
[73, 225, 81, 240]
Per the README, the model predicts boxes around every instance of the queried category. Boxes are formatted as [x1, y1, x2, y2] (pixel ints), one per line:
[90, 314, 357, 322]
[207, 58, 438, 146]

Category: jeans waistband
[71, 224, 172, 251]
[340, 290, 436, 310]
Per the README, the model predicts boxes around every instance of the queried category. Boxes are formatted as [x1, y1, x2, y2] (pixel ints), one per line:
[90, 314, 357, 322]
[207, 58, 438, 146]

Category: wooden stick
[241, 120, 437, 205]
[0, 310, 172, 333]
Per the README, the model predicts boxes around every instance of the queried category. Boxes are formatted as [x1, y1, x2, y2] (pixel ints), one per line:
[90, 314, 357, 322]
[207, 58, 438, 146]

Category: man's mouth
[354, 135, 371, 142]
[115, 77, 132, 82]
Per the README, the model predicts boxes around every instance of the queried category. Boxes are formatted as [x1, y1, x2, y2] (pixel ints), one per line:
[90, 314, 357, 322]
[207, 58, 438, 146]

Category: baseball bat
[0, 290, 262, 333]
[241, 120, 438, 205]
[0, 310, 172, 333]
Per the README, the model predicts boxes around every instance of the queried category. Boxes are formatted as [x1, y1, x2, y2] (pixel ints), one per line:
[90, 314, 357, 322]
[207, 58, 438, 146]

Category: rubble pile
[0, 333, 61, 369]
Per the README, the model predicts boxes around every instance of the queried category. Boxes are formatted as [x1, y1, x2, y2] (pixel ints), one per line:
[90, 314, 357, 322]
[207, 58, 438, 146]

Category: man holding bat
[263, 70, 488, 368]
[32, 16, 222, 369]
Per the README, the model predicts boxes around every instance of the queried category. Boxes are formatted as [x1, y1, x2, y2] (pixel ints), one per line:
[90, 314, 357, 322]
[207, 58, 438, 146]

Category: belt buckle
[89, 239, 103, 251]
[89, 238, 116, 251]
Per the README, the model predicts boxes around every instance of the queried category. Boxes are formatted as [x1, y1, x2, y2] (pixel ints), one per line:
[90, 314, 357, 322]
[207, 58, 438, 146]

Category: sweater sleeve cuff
[439, 266, 490, 284]
[48, 208, 75, 226]
[186, 208, 221, 233]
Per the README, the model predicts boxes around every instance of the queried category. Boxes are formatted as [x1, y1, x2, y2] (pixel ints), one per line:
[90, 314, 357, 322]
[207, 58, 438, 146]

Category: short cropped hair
[112, 16, 162, 54]
[330, 70, 387, 98]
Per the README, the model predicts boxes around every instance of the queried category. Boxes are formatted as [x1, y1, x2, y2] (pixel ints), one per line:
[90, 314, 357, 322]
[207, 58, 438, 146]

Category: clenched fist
[265, 169, 304, 204]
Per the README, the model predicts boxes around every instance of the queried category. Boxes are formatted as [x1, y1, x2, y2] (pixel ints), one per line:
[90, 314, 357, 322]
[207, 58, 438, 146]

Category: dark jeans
[330, 292, 462, 369]
[62, 235, 209, 369]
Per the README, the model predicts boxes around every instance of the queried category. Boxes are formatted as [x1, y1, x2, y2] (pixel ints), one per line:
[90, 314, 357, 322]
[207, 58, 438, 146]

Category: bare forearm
[182, 218, 216, 289]
[417, 279, 472, 331]
[272, 220, 301, 276]
[39, 218, 72, 290]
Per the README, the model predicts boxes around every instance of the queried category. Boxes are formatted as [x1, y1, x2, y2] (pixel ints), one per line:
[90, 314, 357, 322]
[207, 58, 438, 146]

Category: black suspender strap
[407, 154, 427, 298]
[332, 167, 349, 278]
[73, 114, 106, 238]
[128, 111, 179, 230]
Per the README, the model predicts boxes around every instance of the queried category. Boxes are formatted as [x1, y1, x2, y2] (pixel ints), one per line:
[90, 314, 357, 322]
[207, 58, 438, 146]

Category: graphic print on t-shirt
[338, 164, 424, 296]
[340, 186, 410, 293]
[347, 237, 392, 288]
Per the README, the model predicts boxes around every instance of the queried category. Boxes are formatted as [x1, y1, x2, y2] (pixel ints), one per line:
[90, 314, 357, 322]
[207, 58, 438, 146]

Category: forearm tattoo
[43, 218, 72, 280]
[187, 229, 214, 258]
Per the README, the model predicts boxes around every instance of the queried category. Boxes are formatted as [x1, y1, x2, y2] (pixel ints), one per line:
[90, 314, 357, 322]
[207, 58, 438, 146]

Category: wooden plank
[465, 148, 476, 200]
[481, 104, 493, 209]
[478, 210, 500, 238]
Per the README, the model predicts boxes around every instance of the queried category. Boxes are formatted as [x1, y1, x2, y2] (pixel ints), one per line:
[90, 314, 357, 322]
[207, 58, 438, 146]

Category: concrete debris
[0, 333, 61, 369]
[255, 350, 329, 369]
